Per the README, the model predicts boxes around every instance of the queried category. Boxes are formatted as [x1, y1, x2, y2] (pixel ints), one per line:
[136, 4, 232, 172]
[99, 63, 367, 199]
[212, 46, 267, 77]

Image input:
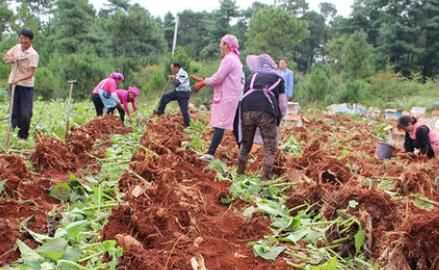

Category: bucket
[376, 142, 395, 160]
[384, 109, 401, 120]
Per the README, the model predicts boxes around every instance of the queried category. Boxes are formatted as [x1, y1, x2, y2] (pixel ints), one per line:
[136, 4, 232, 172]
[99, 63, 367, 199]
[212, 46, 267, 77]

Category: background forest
[0, 0, 439, 109]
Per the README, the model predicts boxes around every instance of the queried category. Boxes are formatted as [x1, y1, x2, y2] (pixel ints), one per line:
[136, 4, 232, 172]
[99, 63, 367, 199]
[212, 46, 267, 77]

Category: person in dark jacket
[234, 54, 288, 179]
[154, 63, 191, 127]
[397, 115, 439, 159]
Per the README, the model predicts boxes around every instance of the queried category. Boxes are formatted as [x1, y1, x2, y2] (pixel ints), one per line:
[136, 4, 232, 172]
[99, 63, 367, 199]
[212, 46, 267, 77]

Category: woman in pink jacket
[107, 86, 140, 122]
[193, 34, 244, 161]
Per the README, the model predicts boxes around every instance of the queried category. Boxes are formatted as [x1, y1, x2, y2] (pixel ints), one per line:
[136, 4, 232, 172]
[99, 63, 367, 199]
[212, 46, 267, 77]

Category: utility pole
[172, 14, 179, 56]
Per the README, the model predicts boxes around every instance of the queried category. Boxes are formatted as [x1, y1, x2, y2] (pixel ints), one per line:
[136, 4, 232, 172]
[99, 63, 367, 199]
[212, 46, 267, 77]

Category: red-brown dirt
[0, 116, 131, 267]
[103, 115, 289, 269]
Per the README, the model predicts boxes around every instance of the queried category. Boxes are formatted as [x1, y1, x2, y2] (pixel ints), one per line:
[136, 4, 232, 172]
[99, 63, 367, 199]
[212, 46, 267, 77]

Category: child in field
[398, 115, 439, 159]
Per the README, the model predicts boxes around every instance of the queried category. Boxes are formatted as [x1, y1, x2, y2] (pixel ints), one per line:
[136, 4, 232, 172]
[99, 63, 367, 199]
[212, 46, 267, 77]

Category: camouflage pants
[239, 111, 278, 179]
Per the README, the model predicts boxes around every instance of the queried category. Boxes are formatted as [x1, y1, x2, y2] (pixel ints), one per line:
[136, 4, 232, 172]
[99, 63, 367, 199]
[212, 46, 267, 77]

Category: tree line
[0, 0, 438, 101]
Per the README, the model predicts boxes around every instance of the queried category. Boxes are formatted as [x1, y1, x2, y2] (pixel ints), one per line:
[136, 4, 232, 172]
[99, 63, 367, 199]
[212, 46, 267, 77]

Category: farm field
[0, 102, 438, 270]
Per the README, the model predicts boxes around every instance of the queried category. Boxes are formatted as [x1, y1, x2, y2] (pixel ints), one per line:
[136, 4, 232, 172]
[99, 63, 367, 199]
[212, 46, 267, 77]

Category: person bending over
[397, 115, 439, 159]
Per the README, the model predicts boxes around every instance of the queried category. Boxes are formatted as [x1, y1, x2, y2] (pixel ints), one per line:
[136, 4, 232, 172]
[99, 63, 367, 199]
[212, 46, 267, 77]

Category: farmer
[154, 63, 191, 127]
[397, 115, 439, 159]
[107, 86, 139, 122]
[193, 34, 244, 161]
[2, 28, 39, 140]
[278, 58, 294, 100]
[91, 72, 124, 117]
[234, 54, 288, 179]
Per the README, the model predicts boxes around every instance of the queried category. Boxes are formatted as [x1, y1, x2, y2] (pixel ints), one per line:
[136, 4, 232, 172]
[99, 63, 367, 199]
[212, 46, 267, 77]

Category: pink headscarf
[221, 34, 240, 57]
[246, 54, 278, 74]
[110, 72, 124, 81]
[128, 86, 140, 96]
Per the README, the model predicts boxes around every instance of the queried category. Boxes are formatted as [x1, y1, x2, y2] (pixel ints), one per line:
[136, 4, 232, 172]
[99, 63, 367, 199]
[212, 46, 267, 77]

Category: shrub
[296, 65, 335, 104]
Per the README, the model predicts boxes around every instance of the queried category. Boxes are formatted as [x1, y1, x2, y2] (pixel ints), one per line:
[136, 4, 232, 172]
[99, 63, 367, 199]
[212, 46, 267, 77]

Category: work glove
[193, 81, 207, 92]
[190, 75, 205, 82]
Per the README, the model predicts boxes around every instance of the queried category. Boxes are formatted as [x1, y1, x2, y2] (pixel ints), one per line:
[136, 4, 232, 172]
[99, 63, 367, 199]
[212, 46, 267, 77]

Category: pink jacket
[92, 77, 117, 95]
[115, 89, 137, 115]
[205, 53, 244, 130]
[410, 122, 439, 154]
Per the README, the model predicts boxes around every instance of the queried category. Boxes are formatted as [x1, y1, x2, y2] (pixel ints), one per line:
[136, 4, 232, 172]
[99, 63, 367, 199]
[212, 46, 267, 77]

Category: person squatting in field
[3, 28, 39, 140]
[154, 62, 192, 127]
[193, 34, 244, 162]
[233, 54, 288, 179]
[398, 115, 439, 159]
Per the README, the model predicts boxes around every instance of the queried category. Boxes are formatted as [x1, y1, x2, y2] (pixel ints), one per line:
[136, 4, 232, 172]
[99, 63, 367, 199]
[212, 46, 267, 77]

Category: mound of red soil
[322, 186, 399, 257]
[32, 134, 80, 175]
[382, 210, 439, 270]
[103, 116, 289, 270]
[0, 201, 48, 265]
[0, 116, 132, 267]
[0, 155, 31, 195]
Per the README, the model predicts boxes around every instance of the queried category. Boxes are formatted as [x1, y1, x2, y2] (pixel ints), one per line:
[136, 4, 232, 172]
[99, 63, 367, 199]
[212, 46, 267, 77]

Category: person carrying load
[234, 53, 288, 179]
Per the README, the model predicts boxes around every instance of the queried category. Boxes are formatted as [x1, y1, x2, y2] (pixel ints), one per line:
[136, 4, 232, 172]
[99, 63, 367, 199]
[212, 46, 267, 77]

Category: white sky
[91, 0, 353, 17]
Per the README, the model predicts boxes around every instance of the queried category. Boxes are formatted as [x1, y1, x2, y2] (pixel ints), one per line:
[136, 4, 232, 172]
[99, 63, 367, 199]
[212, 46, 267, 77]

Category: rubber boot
[262, 165, 273, 180]
[237, 158, 247, 175]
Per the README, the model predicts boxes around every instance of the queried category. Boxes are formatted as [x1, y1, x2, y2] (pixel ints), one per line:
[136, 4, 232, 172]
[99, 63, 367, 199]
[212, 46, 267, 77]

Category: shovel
[4, 83, 16, 151]
[65, 80, 77, 139]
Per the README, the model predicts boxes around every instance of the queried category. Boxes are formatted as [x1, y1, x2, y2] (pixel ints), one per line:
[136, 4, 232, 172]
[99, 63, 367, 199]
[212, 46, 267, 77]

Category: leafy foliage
[246, 6, 308, 60]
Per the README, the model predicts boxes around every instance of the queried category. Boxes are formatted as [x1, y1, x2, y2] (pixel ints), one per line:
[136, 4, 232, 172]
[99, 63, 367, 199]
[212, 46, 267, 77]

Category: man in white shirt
[3, 29, 39, 139]
[154, 63, 192, 127]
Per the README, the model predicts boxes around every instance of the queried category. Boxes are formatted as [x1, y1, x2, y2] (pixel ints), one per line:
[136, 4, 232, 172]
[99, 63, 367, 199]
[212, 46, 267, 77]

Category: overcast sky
[91, 0, 353, 17]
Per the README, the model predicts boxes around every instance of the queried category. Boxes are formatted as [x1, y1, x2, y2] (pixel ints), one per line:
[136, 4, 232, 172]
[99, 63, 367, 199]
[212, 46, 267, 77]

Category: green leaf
[256, 198, 288, 217]
[253, 242, 286, 261]
[284, 229, 309, 243]
[307, 256, 338, 270]
[37, 238, 68, 261]
[63, 246, 82, 261]
[16, 239, 43, 269]
[23, 226, 53, 244]
[0, 180, 5, 194]
[354, 229, 366, 254]
[49, 182, 72, 202]
[57, 260, 85, 270]
[64, 221, 88, 242]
